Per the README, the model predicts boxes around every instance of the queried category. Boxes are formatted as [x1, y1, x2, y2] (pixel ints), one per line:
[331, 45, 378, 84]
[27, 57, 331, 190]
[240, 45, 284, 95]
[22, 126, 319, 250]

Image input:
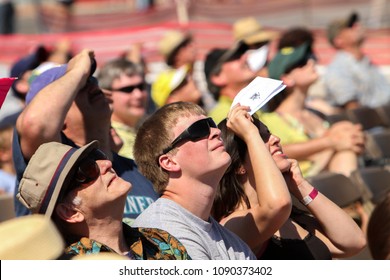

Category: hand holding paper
[231, 76, 286, 115]
[0, 78, 17, 109]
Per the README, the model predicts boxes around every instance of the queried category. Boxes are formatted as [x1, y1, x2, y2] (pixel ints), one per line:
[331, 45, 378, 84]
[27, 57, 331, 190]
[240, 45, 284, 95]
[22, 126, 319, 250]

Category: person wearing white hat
[17, 140, 190, 259]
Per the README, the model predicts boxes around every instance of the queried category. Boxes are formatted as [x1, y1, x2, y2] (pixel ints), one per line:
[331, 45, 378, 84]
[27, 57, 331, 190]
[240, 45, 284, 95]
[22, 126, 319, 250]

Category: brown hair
[133, 101, 206, 194]
[367, 191, 390, 260]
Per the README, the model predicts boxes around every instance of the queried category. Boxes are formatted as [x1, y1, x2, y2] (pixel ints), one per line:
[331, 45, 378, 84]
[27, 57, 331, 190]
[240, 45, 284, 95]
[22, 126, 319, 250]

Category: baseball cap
[327, 12, 360, 46]
[10, 46, 50, 97]
[25, 58, 97, 104]
[268, 42, 314, 80]
[17, 141, 99, 217]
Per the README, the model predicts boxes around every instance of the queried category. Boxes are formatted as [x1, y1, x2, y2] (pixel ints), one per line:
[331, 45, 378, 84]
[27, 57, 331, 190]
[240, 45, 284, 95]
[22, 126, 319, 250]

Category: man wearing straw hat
[152, 30, 214, 111]
[16, 140, 190, 259]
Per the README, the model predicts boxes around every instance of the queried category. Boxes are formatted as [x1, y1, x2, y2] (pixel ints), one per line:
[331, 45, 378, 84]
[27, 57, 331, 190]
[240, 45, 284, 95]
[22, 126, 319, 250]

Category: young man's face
[168, 114, 231, 180]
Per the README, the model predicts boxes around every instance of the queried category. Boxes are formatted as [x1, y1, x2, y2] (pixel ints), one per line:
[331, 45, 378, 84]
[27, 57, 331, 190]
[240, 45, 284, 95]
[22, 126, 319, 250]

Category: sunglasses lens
[187, 118, 216, 141]
[116, 83, 145, 93]
[75, 158, 100, 184]
[74, 149, 107, 184]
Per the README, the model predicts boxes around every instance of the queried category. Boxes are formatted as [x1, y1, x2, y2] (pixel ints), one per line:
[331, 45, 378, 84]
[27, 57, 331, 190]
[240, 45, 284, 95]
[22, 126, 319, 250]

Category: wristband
[301, 188, 319, 206]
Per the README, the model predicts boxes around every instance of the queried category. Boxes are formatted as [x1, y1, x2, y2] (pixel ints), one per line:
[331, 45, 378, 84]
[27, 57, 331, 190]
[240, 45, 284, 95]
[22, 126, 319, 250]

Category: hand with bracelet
[215, 113, 366, 259]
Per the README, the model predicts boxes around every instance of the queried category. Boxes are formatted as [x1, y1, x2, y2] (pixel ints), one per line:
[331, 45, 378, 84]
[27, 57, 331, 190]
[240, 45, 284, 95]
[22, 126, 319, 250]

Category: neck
[162, 178, 217, 221]
[85, 217, 128, 254]
[276, 87, 306, 114]
[111, 115, 139, 129]
[342, 45, 364, 60]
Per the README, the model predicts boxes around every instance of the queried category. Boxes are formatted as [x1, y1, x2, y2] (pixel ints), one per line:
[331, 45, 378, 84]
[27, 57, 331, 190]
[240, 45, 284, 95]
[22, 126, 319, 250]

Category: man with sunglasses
[13, 49, 158, 226]
[132, 101, 256, 260]
[98, 57, 149, 160]
[17, 140, 190, 259]
[204, 41, 260, 125]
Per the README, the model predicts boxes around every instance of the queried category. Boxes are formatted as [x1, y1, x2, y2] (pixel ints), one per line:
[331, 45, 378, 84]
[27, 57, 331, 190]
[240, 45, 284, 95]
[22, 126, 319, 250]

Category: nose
[269, 134, 281, 145]
[97, 159, 113, 173]
[210, 126, 222, 139]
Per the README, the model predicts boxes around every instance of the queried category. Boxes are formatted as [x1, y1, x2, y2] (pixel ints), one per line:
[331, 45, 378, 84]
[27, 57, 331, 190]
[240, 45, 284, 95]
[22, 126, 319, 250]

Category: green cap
[268, 42, 311, 80]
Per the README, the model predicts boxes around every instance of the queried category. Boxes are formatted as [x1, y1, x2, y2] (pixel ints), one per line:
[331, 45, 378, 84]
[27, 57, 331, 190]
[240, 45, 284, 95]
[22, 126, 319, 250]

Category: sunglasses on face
[112, 83, 145, 94]
[73, 149, 108, 187]
[162, 117, 217, 154]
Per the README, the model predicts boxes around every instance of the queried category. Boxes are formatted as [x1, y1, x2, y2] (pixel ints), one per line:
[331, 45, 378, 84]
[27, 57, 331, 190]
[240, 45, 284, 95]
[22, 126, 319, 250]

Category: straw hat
[17, 141, 99, 217]
[158, 30, 191, 60]
[0, 214, 65, 260]
[233, 17, 278, 45]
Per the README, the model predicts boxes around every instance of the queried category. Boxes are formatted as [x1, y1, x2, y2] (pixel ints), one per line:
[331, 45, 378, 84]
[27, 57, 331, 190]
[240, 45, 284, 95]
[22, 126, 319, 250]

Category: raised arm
[16, 49, 95, 160]
[222, 105, 291, 251]
[285, 160, 366, 258]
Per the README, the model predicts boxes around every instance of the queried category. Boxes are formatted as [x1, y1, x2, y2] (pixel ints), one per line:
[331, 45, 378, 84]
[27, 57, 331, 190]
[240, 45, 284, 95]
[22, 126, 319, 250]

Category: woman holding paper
[260, 42, 364, 178]
[213, 106, 366, 259]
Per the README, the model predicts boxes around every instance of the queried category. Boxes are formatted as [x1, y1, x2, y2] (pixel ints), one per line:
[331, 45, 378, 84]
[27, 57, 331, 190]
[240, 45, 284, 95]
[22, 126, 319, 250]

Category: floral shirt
[65, 223, 191, 260]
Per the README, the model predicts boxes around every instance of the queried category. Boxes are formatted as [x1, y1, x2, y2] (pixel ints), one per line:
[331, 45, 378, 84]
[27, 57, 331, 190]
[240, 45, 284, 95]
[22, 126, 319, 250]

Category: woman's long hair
[212, 118, 251, 221]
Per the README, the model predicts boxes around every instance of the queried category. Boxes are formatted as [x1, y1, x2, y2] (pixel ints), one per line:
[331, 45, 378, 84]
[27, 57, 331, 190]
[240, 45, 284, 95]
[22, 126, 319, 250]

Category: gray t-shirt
[132, 198, 256, 260]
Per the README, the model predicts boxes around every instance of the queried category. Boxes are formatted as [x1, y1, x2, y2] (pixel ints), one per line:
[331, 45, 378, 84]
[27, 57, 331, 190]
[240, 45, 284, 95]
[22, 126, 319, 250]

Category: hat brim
[45, 140, 99, 217]
[18, 140, 99, 218]
[242, 30, 279, 45]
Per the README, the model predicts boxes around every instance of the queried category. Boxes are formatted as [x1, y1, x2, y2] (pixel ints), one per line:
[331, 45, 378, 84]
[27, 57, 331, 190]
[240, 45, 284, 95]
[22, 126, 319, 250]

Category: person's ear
[281, 74, 295, 88]
[235, 166, 247, 175]
[158, 154, 181, 172]
[55, 202, 85, 224]
[210, 70, 227, 87]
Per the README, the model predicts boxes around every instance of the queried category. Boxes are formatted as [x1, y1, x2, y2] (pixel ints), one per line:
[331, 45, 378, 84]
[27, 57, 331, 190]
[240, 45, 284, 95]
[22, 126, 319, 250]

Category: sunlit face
[256, 120, 291, 173]
[71, 158, 132, 215]
[286, 58, 319, 88]
[176, 40, 197, 64]
[110, 74, 147, 127]
[221, 54, 257, 89]
[168, 115, 231, 180]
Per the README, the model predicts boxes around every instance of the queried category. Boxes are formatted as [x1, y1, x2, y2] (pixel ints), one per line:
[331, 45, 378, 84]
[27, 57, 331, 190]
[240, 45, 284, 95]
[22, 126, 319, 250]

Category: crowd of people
[1, 11, 390, 260]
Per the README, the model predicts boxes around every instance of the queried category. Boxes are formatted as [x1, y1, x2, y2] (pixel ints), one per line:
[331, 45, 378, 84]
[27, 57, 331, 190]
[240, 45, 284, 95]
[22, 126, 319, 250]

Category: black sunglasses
[112, 83, 145, 94]
[162, 117, 217, 154]
[73, 149, 108, 186]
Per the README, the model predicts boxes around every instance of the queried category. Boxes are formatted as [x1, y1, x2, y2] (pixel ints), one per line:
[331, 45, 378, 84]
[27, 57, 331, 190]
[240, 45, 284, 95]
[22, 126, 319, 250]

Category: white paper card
[231, 76, 286, 115]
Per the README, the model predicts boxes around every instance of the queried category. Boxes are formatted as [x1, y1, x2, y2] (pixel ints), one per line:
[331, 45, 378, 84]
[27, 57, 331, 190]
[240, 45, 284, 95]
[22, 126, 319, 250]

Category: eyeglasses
[162, 117, 217, 154]
[73, 149, 108, 186]
[112, 83, 145, 94]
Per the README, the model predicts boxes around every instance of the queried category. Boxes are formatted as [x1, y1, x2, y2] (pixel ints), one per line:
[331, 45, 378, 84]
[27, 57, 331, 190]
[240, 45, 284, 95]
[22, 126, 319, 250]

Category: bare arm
[16, 49, 95, 160]
[222, 105, 291, 251]
[286, 161, 366, 258]
[282, 121, 365, 161]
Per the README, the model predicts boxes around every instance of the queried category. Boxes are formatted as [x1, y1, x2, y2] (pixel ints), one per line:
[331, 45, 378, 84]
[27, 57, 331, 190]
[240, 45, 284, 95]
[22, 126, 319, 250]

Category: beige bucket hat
[17, 141, 99, 218]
